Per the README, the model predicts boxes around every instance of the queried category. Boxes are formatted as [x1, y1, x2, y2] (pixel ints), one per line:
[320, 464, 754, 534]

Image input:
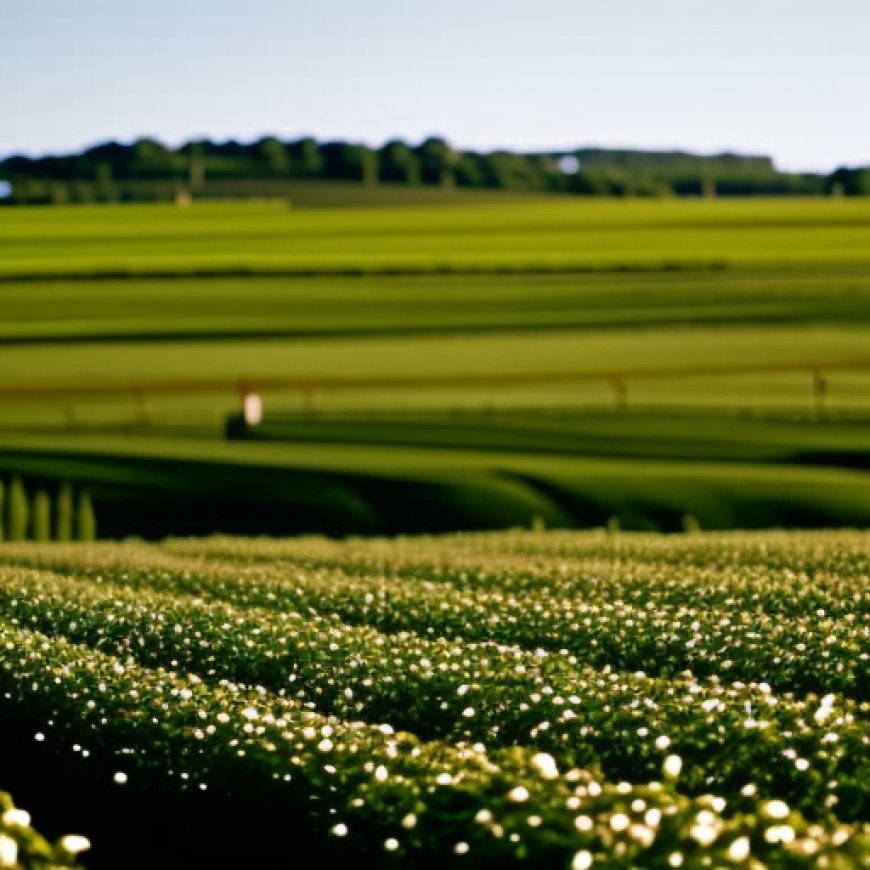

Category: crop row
[0, 566, 866, 822]
[0, 620, 866, 868]
[8, 533, 867, 618]
[1, 546, 863, 699]
[162, 529, 870, 592]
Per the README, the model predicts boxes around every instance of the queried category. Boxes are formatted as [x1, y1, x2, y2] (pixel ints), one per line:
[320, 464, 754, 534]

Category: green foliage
[1, 136, 834, 203]
[0, 478, 4, 541]
[0, 790, 88, 868]
[0, 531, 865, 866]
[378, 140, 421, 185]
[5, 476, 28, 541]
[56, 481, 74, 542]
[829, 166, 870, 196]
[75, 489, 96, 541]
[31, 489, 51, 541]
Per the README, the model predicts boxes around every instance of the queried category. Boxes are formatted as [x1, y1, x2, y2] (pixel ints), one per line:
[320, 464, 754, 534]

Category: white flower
[384, 837, 399, 851]
[572, 850, 593, 870]
[575, 815, 593, 832]
[60, 835, 91, 854]
[507, 786, 530, 802]
[1, 808, 31, 828]
[330, 823, 348, 837]
[663, 754, 683, 778]
[763, 799, 789, 819]
[655, 735, 671, 750]
[113, 771, 128, 785]
[531, 752, 559, 780]
[610, 813, 630, 832]
[454, 842, 470, 854]
[0, 835, 18, 869]
[690, 823, 718, 847]
[374, 765, 388, 782]
[764, 824, 795, 844]
[727, 836, 751, 861]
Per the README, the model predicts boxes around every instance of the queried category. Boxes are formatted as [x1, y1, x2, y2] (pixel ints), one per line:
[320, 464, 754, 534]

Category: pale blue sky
[3, 0, 868, 171]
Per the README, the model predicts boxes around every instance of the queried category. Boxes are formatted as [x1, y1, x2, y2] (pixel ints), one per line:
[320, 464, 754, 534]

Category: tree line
[1, 135, 866, 203]
[0, 478, 96, 541]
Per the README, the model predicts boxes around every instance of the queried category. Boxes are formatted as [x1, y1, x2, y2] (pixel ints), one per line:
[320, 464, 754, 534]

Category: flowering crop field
[0, 530, 867, 868]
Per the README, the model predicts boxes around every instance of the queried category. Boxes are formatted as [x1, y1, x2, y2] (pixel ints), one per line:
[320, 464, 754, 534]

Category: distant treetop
[1, 135, 860, 204]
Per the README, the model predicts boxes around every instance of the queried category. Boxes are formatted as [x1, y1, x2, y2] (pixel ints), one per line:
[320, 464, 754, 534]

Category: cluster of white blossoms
[0, 530, 865, 867]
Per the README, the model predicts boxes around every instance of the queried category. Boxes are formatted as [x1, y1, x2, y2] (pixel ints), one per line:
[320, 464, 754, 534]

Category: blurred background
[2, 0, 869, 538]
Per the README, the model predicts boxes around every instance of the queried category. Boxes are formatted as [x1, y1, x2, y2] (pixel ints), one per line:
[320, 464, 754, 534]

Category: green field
[0, 530, 866, 868]
[2, 198, 870, 536]
[3, 199, 870, 278]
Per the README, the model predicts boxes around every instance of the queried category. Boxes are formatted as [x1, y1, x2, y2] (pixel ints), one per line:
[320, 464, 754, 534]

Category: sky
[2, 0, 869, 172]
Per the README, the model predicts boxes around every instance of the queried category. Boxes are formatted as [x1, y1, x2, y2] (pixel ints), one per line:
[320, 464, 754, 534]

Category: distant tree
[378, 140, 421, 184]
[6, 476, 29, 541]
[76, 489, 97, 541]
[0, 479, 4, 540]
[210, 139, 248, 159]
[131, 138, 176, 178]
[453, 152, 488, 188]
[287, 138, 325, 177]
[255, 137, 290, 175]
[32, 490, 51, 541]
[828, 166, 870, 196]
[82, 141, 134, 178]
[359, 147, 378, 186]
[416, 137, 460, 187]
[193, 144, 207, 189]
[320, 142, 378, 184]
[2, 155, 35, 177]
[56, 481, 74, 541]
[0, 135, 838, 201]
[479, 150, 548, 190]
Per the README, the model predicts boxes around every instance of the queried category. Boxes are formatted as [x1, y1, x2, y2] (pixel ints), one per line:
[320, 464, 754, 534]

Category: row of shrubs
[0, 478, 96, 542]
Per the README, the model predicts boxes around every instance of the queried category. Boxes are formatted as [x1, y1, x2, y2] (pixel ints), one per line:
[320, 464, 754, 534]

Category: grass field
[2, 198, 870, 535]
[0, 530, 866, 868]
[4, 199, 870, 278]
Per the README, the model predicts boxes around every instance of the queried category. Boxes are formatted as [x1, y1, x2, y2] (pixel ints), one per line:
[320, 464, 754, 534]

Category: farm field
[0, 530, 866, 868]
[2, 198, 870, 536]
[4, 199, 870, 278]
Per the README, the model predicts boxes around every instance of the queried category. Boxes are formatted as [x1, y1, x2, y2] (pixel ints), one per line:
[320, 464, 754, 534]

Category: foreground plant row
[0, 789, 87, 869]
[0, 530, 867, 867]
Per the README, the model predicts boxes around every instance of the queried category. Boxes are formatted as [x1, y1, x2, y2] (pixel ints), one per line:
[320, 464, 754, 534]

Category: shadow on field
[0, 713, 381, 870]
